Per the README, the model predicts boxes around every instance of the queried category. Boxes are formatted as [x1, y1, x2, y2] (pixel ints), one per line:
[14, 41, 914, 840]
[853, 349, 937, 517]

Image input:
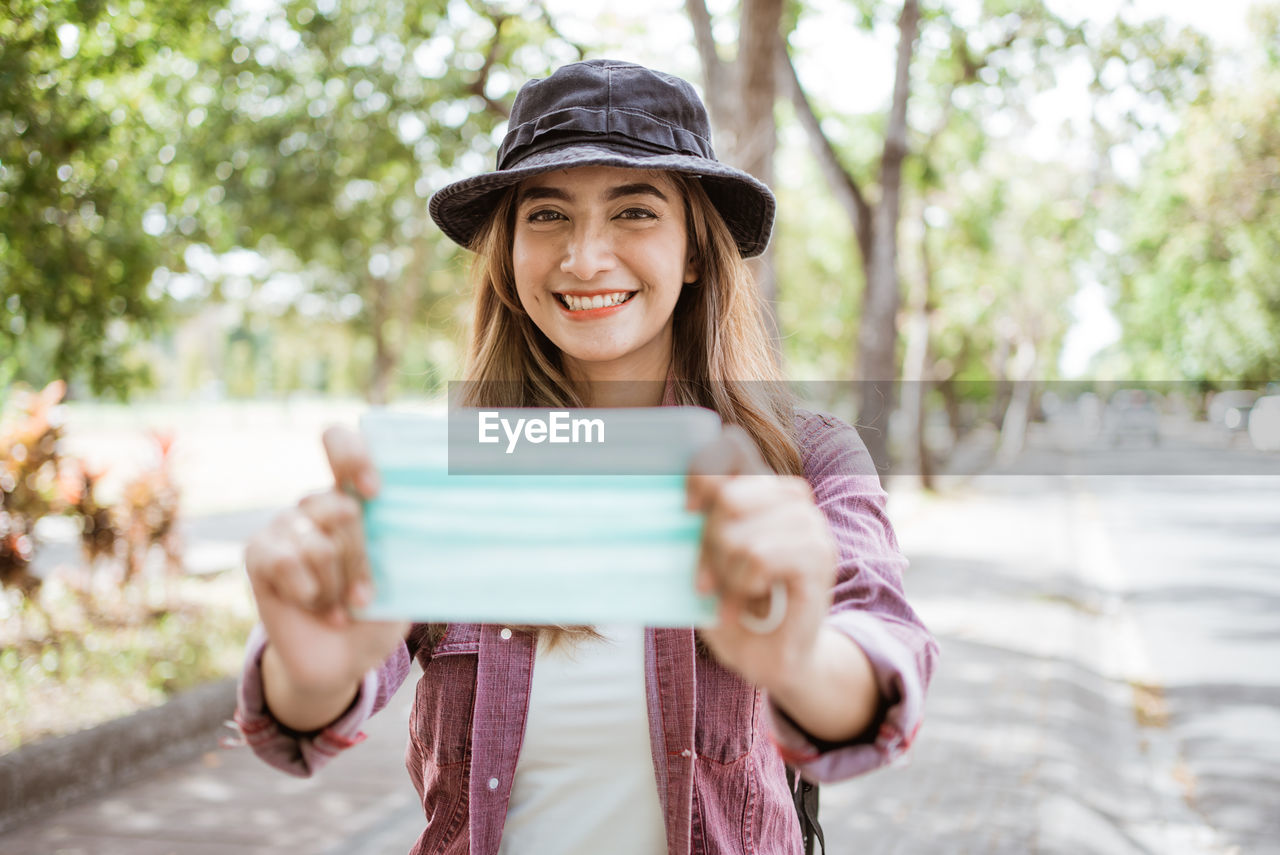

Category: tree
[1103, 15, 1280, 384]
[780, 0, 1092, 468]
[686, 0, 786, 340]
[0, 0, 221, 397]
[2, 0, 582, 403]
[170, 0, 582, 403]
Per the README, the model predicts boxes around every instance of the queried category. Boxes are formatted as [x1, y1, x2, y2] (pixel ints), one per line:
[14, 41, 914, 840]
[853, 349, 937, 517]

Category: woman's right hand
[244, 426, 408, 710]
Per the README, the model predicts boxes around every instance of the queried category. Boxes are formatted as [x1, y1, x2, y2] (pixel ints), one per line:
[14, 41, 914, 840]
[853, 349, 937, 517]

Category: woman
[236, 59, 937, 855]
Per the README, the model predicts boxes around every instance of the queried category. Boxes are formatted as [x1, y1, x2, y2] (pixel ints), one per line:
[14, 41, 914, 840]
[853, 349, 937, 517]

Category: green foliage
[163, 0, 578, 400]
[777, 0, 1088, 389]
[2, 0, 575, 401]
[775, 157, 861, 379]
[1251, 2, 1280, 66]
[921, 161, 1088, 391]
[0, 582, 254, 752]
[902, 2, 1222, 392]
[1087, 12, 1214, 131]
[0, 0, 224, 397]
[1105, 43, 1280, 382]
[5, 0, 1269, 403]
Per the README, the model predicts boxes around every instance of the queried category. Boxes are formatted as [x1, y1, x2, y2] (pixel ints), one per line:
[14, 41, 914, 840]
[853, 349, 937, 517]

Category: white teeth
[560, 292, 632, 311]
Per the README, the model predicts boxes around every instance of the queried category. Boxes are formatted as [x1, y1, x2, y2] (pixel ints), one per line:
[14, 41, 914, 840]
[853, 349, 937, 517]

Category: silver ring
[738, 581, 788, 634]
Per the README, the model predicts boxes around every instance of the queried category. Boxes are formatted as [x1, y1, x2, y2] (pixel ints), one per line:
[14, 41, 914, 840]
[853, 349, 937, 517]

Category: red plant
[119, 429, 182, 582]
[0, 381, 67, 598]
[60, 458, 120, 568]
[2, 382, 186, 611]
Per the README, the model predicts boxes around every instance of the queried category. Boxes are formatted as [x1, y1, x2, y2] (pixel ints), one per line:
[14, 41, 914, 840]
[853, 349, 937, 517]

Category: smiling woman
[233, 59, 937, 855]
[509, 168, 696, 387]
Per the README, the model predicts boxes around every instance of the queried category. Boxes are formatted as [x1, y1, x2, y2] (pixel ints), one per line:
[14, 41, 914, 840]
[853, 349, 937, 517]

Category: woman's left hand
[686, 425, 838, 694]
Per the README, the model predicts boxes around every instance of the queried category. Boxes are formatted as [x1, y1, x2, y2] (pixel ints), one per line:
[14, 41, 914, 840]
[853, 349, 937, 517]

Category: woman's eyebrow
[517, 182, 669, 204]
[518, 186, 572, 204]
[606, 183, 668, 202]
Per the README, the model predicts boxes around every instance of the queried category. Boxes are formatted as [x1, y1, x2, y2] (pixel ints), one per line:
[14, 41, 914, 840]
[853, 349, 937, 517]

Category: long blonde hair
[459, 171, 802, 476]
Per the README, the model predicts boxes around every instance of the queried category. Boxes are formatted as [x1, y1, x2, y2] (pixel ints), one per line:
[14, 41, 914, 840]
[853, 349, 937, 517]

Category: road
[820, 422, 1279, 854]
[1017, 416, 1280, 851]
[1079, 468, 1280, 853]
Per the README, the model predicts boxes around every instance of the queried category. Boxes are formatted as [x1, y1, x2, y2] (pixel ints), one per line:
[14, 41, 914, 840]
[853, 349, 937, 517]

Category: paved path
[4, 426, 1277, 854]
[0, 672, 422, 855]
[822, 473, 1247, 855]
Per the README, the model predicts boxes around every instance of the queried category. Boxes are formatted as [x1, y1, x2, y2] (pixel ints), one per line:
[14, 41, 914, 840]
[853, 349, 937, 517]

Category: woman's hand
[244, 426, 407, 729]
[685, 425, 837, 694]
[686, 425, 881, 743]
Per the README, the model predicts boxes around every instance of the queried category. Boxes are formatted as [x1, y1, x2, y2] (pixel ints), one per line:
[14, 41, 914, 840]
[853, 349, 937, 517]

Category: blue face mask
[357, 407, 722, 626]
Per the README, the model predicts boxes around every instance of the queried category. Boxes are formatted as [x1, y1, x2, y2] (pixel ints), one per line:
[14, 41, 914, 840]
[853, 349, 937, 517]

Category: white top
[497, 624, 667, 855]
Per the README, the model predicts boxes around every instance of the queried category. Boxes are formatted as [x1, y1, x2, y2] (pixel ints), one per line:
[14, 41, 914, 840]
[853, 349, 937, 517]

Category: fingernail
[358, 471, 379, 497]
[350, 581, 371, 609]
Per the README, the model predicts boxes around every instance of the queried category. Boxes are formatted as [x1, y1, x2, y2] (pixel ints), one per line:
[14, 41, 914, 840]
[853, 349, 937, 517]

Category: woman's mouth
[555, 291, 636, 312]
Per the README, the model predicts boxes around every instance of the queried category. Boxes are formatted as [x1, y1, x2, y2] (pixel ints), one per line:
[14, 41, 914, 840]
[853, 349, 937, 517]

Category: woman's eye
[526, 209, 565, 223]
[617, 207, 657, 220]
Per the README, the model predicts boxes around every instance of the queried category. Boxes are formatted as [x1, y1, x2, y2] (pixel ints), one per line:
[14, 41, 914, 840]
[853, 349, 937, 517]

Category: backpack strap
[785, 765, 825, 855]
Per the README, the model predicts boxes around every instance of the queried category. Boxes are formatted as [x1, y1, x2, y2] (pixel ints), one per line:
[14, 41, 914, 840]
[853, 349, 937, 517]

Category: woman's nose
[560, 224, 616, 280]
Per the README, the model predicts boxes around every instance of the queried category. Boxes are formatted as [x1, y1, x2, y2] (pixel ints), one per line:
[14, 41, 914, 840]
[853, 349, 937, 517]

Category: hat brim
[428, 144, 776, 258]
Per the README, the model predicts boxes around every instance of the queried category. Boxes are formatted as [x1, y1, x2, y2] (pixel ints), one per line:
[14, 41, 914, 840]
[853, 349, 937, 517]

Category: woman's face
[512, 166, 698, 383]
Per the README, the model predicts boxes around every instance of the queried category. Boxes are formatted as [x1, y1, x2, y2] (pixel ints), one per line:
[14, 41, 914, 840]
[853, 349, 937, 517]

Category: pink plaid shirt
[235, 411, 938, 855]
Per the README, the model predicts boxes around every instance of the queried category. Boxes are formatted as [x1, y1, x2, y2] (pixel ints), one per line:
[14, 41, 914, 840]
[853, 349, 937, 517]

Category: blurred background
[2, 0, 1279, 853]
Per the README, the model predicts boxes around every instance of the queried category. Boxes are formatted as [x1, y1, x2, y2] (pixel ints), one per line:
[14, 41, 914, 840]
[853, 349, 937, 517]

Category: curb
[0, 677, 238, 834]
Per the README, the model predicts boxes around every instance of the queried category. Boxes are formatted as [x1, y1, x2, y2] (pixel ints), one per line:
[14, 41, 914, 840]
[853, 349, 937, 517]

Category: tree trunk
[990, 333, 1011, 429]
[937, 375, 964, 447]
[998, 338, 1037, 465]
[739, 0, 783, 339]
[736, 0, 782, 188]
[902, 304, 932, 488]
[685, 0, 734, 138]
[686, 0, 784, 341]
[856, 0, 920, 473]
[902, 205, 936, 490]
[368, 277, 395, 405]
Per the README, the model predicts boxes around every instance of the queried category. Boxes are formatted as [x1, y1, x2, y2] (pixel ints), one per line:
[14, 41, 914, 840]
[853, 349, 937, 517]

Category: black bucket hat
[428, 59, 776, 258]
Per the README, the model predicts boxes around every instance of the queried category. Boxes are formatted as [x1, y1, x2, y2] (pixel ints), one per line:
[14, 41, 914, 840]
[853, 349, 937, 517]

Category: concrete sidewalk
[821, 476, 1237, 855]
[0, 671, 423, 855]
[0, 472, 1268, 854]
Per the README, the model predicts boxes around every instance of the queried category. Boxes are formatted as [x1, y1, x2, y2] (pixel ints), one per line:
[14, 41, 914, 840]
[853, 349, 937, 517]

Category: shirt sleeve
[233, 623, 412, 778]
[765, 411, 939, 783]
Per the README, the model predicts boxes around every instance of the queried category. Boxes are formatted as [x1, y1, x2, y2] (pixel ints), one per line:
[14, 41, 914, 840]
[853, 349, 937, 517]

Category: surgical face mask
[357, 406, 722, 626]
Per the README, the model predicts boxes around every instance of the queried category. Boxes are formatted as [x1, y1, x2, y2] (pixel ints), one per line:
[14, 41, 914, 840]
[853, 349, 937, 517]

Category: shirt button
[488, 777, 500, 790]
[500, 628, 512, 640]
[681, 749, 693, 758]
